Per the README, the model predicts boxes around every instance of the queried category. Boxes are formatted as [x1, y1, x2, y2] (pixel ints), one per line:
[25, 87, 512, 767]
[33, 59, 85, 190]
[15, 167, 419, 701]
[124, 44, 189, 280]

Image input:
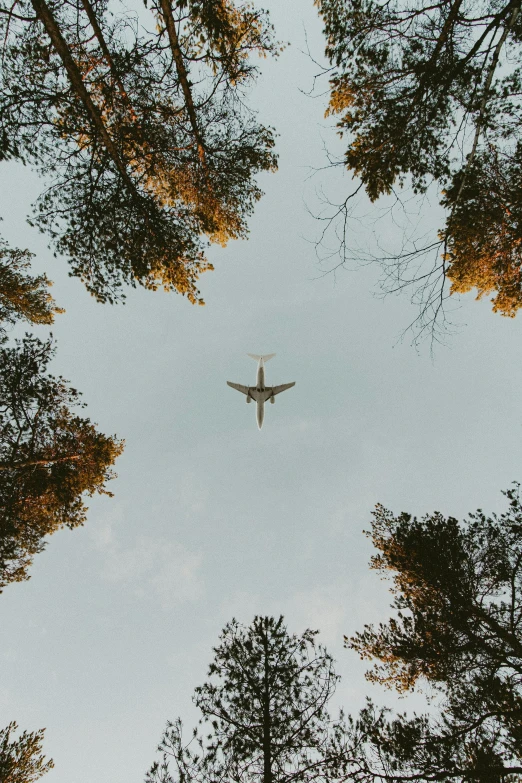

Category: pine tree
[317, 0, 522, 328]
[147, 616, 348, 783]
[341, 487, 522, 783]
[0, 722, 53, 783]
[0, 0, 278, 303]
[0, 237, 63, 333]
[0, 335, 124, 590]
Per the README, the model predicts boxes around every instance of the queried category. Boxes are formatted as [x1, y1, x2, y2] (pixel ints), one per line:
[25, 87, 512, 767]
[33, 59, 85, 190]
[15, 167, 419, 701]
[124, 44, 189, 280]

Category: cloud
[283, 567, 393, 651]
[89, 506, 204, 609]
[288, 586, 348, 647]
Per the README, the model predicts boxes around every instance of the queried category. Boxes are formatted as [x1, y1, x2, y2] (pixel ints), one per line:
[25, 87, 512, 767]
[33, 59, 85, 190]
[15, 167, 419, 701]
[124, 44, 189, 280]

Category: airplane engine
[270, 396, 275, 404]
[246, 396, 252, 403]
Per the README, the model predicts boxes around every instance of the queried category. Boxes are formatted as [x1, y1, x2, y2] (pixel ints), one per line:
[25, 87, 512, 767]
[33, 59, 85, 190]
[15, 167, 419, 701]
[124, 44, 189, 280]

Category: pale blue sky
[1, 2, 522, 782]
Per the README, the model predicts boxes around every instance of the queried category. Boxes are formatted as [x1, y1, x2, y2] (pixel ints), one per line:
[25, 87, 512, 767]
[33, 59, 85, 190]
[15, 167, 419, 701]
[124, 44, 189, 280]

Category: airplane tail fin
[247, 353, 276, 363]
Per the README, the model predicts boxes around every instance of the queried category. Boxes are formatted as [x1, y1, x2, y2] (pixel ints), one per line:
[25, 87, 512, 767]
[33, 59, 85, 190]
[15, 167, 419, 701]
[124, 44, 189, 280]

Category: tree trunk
[157, 0, 207, 166]
[79, 0, 138, 123]
[30, 0, 138, 193]
[452, 0, 521, 205]
[0, 455, 82, 470]
[262, 625, 273, 783]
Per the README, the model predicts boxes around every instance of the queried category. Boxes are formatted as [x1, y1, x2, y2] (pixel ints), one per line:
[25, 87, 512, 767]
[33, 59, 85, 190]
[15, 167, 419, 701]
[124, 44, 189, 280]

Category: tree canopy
[147, 616, 348, 783]
[341, 487, 522, 783]
[316, 0, 522, 328]
[0, 722, 53, 783]
[0, 0, 278, 303]
[0, 237, 63, 334]
[0, 334, 124, 590]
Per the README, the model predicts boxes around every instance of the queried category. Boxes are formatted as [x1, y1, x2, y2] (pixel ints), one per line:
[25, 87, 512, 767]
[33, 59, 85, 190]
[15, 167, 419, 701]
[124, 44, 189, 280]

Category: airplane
[227, 354, 295, 430]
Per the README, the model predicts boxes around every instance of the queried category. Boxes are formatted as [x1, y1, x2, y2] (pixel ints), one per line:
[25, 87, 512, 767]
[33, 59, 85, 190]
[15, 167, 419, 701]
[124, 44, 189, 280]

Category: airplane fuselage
[254, 358, 267, 429]
[257, 362, 265, 390]
[226, 353, 295, 430]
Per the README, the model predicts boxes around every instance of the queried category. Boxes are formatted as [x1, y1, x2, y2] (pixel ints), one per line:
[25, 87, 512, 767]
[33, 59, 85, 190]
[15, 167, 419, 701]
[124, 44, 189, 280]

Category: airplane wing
[271, 382, 296, 396]
[227, 381, 250, 395]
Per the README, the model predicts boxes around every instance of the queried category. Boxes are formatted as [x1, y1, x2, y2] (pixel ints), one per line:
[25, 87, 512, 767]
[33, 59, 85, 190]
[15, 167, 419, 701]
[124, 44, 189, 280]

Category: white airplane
[227, 354, 295, 430]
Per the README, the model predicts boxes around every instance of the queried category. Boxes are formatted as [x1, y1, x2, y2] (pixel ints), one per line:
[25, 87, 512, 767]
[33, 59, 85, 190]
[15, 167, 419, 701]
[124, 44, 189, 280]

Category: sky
[1, 2, 522, 782]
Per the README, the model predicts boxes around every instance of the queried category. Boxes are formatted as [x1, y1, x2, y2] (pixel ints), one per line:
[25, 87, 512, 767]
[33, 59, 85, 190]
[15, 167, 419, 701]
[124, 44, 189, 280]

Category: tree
[442, 149, 522, 317]
[341, 486, 522, 783]
[0, 0, 278, 304]
[0, 237, 63, 334]
[0, 722, 53, 783]
[146, 616, 348, 783]
[316, 0, 522, 337]
[0, 334, 124, 590]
